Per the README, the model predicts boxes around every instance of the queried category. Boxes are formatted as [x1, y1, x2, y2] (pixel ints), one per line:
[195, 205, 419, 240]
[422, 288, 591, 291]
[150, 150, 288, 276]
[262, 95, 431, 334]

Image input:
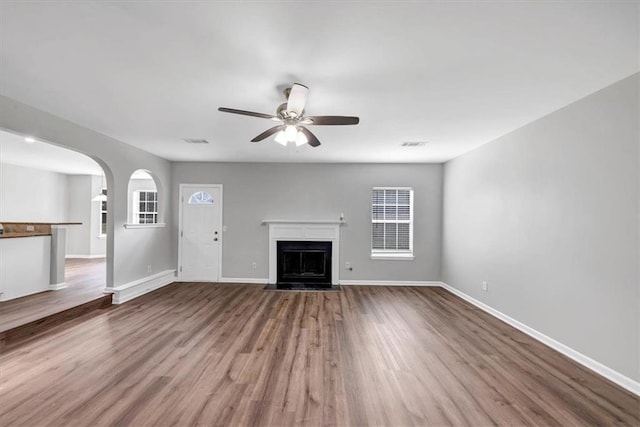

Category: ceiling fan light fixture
[285, 125, 297, 141]
[274, 131, 288, 146]
[92, 175, 107, 201]
[295, 130, 308, 147]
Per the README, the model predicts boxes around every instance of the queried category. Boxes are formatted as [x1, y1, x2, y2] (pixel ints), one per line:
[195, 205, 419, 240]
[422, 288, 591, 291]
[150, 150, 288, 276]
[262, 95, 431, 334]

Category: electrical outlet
[147, 265, 152, 273]
[482, 281, 488, 292]
[345, 262, 353, 271]
[26, 225, 35, 231]
[252, 262, 257, 269]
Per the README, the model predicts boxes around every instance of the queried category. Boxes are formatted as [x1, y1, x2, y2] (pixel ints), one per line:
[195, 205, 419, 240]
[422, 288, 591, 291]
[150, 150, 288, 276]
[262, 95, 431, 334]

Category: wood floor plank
[0, 282, 637, 426]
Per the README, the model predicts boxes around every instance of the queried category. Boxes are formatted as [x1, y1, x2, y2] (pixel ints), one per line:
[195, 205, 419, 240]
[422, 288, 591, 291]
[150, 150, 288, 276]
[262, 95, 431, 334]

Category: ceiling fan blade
[251, 125, 284, 142]
[218, 107, 278, 120]
[306, 116, 360, 126]
[286, 83, 309, 116]
[299, 127, 321, 147]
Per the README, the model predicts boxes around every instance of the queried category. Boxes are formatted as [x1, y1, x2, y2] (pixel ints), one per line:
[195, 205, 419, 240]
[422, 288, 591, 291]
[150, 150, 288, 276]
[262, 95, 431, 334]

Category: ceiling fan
[218, 83, 359, 148]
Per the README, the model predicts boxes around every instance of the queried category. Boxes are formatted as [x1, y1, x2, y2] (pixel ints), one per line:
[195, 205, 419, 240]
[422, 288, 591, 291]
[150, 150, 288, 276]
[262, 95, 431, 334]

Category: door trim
[178, 184, 223, 282]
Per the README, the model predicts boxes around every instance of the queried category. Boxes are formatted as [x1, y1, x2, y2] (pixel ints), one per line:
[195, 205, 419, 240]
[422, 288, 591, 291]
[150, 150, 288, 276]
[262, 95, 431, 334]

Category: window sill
[123, 223, 166, 229]
[370, 253, 414, 261]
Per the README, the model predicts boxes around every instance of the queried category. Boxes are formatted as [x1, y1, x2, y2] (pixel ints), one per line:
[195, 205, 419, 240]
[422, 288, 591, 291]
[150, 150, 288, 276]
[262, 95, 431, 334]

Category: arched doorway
[0, 129, 112, 331]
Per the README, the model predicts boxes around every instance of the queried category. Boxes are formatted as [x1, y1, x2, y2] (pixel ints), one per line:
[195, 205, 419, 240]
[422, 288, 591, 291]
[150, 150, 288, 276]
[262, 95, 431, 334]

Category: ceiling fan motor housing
[277, 102, 303, 121]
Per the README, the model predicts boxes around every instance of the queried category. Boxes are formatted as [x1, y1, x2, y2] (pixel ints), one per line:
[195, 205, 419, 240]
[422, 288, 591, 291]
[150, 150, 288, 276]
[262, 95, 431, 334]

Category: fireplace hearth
[276, 241, 332, 289]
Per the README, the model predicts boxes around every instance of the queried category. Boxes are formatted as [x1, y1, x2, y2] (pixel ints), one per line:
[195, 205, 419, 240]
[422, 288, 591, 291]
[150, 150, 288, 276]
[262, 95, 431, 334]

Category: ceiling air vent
[183, 138, 210, 144]
[401, 141, 429, 147]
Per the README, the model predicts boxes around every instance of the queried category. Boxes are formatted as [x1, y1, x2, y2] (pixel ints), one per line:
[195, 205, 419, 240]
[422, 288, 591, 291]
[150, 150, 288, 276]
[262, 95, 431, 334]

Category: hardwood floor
[0, 257, 107, 333]
[0, 283, 637, 426]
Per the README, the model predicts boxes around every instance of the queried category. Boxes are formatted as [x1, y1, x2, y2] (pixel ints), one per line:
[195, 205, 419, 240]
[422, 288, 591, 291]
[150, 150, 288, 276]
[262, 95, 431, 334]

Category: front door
[179, 185, 222, 282]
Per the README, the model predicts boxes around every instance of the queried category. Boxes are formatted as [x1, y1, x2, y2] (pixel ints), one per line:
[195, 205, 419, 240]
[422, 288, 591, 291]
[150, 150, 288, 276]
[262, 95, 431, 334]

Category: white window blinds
[371, 188, 413, 254]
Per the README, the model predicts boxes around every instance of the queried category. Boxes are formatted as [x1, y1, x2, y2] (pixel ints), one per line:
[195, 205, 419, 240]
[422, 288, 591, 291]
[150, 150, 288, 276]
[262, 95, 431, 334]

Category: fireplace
[263, 220, 343, 288]
[277, 241, 332, 289]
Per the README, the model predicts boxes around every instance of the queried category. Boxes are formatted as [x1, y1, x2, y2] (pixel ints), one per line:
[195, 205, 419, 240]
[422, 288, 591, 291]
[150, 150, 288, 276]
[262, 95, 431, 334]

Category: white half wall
[442, 73, 639, 382]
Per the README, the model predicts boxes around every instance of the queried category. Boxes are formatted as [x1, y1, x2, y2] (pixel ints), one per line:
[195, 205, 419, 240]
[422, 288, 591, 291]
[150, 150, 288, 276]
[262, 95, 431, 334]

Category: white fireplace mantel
[261, 219, 345, 225]
[264, 220, 344, 285]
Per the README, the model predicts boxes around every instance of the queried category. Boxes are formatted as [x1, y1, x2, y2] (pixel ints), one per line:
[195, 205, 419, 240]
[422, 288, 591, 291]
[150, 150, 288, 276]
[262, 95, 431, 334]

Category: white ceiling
[0, 130, 103, 175]
[1, 1, 638, 164]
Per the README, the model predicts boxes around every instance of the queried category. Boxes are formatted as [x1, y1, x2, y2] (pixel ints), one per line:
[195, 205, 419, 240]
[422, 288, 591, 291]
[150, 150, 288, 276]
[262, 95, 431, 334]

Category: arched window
[127, 170, 160, 225]
[188, 191, 214, 204]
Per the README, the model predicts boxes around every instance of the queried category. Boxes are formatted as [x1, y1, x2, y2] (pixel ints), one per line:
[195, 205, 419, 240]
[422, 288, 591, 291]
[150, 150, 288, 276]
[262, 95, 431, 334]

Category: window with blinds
[371, 188, 413, 257]
[134, 191, 158, 224]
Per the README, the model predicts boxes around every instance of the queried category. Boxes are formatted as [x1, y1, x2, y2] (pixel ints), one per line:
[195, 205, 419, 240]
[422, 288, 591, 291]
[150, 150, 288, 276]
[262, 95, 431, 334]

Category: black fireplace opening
[277, 241, 332, 289]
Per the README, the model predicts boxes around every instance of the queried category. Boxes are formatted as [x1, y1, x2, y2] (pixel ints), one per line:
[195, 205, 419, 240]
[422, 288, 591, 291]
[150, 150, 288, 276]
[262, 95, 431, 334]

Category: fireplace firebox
[276, 241, 332, 289]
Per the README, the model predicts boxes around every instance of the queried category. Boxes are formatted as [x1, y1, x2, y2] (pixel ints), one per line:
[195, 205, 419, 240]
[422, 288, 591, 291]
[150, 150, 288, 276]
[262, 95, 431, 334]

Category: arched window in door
[188, 191, 214, 204]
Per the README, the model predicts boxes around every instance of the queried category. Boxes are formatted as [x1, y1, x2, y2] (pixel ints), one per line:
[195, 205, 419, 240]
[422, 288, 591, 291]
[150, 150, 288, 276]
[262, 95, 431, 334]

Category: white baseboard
[217, 279, 441, 286]
[48, 282, 68, 290]
[65, 254, 106, 259]
[218, 277, 269, 284]
[340, 280, 441, 286]
[439, 282, 640, 397]
[112, 270, 176, 304]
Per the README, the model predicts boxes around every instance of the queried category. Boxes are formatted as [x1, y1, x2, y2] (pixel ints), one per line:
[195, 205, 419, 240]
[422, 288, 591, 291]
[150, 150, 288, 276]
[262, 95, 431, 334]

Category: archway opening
[0, 129, 111, 330]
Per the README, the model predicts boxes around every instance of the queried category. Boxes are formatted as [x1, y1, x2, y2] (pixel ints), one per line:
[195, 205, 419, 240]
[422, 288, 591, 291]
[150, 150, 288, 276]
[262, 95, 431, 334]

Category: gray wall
[66, 175, 106, 257]
[0, 162, 68, 222]
[172, 163, 443, 281]
[66, 175, 91, 256]
[0, 165, 106, 257]
[0, 95, 174, 287]
[442, 74, 639, 381]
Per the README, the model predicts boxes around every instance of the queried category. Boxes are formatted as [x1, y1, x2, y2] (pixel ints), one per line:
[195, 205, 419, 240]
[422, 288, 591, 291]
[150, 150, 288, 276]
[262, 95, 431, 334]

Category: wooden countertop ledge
[0, 222, 82, 238]
[0, 222, 82, 225]
[0, 232, 52, 239]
